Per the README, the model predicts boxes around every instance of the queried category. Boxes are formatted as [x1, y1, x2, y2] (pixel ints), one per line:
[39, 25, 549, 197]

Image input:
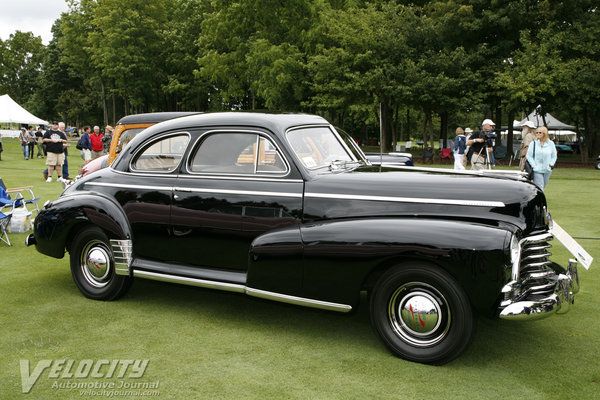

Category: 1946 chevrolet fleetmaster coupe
[27, 112, 584, 364]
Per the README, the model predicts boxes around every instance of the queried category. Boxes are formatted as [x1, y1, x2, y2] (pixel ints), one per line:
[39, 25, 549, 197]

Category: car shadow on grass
[124, 278, 382, 352]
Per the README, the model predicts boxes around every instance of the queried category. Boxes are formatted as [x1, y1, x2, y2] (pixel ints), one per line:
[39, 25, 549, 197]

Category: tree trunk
[380, 101, 393, 153]
[406, 108, 411, 142]
[100, 80, 108, 127]
[440, 111, 448, 148]
[112, 92, 116, 126]
[495, 106, 502, 137]
[391, 104, 398, 150]
[507, 109, 515, 158]
[422, 109, 434, 149]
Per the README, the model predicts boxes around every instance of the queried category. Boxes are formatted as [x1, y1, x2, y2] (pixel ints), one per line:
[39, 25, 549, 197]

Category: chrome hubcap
[80, 240, 112, 288]
[388, 283, 450, 347]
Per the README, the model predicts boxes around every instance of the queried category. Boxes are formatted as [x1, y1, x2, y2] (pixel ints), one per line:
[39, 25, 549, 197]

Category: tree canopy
[0, 0, 598, 156]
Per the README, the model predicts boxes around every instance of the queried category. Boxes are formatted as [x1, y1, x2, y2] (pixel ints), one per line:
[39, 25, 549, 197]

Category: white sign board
[551, 221, 593, 270]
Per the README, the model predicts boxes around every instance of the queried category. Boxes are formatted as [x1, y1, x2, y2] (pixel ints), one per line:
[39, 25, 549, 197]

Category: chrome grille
[502, 232, 555, 306]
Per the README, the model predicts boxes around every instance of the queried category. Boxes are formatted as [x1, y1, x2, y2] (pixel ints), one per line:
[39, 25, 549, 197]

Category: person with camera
[466, 119, 495, 170]
[526, 126, 556, 190]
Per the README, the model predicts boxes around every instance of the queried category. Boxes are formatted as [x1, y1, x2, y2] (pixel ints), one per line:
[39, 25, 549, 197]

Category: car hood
[303, 166, 546, 233]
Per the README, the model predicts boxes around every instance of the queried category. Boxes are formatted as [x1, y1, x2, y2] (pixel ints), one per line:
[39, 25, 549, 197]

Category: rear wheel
[370, 263, 474, 365]
[70, 226, 132, 300]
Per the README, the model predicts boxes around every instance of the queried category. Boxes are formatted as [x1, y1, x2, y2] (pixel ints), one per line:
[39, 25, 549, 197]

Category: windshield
[287, 126, 361, 169]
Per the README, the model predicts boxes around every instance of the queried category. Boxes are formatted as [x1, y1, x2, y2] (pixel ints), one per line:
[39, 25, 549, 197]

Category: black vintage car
[27, 112, 581, 365]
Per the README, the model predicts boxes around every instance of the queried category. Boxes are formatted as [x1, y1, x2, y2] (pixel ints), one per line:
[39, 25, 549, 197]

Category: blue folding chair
[0, 211, 11, 246]
[0, 178, 40, 216]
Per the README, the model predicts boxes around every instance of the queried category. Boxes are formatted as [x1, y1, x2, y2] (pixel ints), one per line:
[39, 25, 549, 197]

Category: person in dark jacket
[79, 126, 92, 162]
[453, 127, 466, 170]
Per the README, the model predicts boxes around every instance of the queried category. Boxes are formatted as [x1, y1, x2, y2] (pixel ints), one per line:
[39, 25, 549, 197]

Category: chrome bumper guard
[499, 259, 579, 320]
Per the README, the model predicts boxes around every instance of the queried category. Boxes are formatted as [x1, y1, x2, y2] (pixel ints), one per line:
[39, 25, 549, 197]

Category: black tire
[595, 160, 600, 170]
[370, 263, 474, 365]
[70, 226, 132, 300]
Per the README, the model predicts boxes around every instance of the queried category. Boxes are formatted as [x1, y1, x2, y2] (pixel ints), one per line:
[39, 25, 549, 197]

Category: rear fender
[33, 192, 131, 259]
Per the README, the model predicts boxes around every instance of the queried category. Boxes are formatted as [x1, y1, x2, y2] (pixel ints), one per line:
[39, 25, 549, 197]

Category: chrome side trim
[246, 287, 353, 313]
[305, 192, 505, 208]
[133, 270, 246, 293]
[110, 239, 133, 276]
[132, 269, 353, 313]
[87, 182, 170, 191]
[173, 187, 302, 198]
[177, 175, 304, 183]
[87, 182, 302, 199]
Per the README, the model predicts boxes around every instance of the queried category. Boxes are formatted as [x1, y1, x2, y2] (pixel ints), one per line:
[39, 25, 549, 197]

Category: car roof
[116, 112, 201, 125]
[136, 112, 331, 141]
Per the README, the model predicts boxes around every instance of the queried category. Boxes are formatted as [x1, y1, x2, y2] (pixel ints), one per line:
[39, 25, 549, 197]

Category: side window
[190, 133, 287, 174]
[116, 128, 145, 154]
[132, 134, 189, 172]
[256, 137, 286, 173]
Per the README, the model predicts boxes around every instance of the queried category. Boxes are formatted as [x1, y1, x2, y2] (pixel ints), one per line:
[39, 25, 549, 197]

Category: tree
[196, 0, 313, 110]
[0, 31, 45, 106]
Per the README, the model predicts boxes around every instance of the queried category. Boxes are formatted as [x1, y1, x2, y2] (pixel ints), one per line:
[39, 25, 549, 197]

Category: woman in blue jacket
[526, 126, 557, 190]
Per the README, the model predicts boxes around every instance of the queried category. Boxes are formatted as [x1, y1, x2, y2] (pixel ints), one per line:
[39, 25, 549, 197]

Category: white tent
[0, 94, 48, 125]
[501, 106, 578, 143]
[516, 106, 576, 130]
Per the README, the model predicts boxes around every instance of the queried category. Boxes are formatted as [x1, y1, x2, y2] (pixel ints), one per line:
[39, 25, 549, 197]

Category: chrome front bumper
[499, 259, 579, 320]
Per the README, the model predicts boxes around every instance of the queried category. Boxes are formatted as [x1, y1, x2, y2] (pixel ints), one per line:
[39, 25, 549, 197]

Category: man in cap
[42, 121, 68, 183]
[466, 119, 495, 170]
[519, 121, 537, 171]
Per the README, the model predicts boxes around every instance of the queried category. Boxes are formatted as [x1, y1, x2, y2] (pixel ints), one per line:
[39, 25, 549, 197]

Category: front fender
[33, 191, 132, 259]
[299, 218, 512, 313]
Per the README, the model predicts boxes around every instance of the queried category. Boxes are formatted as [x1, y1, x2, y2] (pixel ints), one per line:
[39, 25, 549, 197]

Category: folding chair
[0, 187, 21, 214]
[0, 178, 40, 216]
[422, 147, 434, 164]
[440, 148, 453, 164]
[0, 211, 11, 246]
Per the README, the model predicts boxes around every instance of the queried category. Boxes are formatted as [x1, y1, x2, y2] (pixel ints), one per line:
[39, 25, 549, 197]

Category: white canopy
[0, 94, 48, 125]
[515, 106, 576, 130]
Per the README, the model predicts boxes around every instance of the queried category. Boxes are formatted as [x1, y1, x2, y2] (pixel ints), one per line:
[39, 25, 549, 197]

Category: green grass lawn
[1, 137, 599, 399]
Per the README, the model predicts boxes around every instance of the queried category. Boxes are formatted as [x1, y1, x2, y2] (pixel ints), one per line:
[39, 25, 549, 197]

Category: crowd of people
[11, 121, 114, 183]
[453, 118, 557, 190]
[2, 117, 558, 191]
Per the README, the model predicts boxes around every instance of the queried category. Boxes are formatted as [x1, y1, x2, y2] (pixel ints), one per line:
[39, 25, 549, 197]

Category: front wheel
[370, 263, 474, 365]
[70, 226, 132, 300]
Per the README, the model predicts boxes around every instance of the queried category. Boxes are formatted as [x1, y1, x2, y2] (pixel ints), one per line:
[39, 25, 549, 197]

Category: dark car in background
[365, 152, 414, 167]
[28, 112, 585, 365]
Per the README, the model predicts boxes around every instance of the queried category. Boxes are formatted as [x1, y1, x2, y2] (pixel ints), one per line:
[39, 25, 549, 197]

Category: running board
[132, 269, 352, 313]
